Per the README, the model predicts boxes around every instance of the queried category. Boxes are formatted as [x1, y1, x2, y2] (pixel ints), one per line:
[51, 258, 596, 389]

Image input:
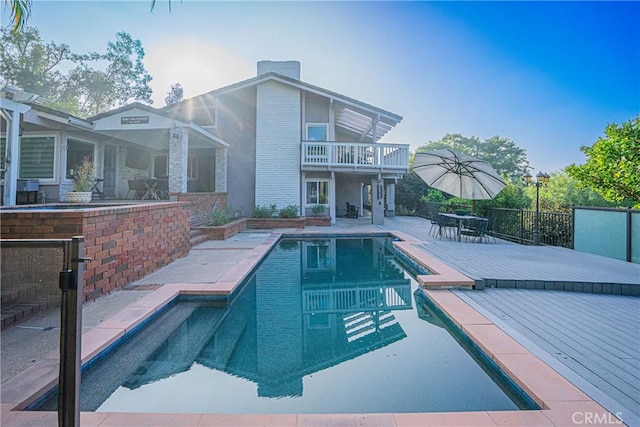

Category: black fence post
[58, 236, 86, 427]
[572, 205, 576, 251]
[627, 208, 632, 263]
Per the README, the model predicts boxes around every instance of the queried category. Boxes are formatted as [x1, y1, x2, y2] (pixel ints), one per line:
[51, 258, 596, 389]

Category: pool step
[198, 315, 247, 370]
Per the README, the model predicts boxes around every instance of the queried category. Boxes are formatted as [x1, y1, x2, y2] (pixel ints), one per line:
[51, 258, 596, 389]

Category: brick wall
[247, 218, 305, 229]
[1, 202, 190, 301]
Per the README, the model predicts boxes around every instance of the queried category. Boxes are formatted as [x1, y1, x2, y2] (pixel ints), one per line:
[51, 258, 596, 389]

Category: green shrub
[278, 205, 299, 218]
[208, 207, 240, 226]
[253, 204, 277, 218]
[395, 205, 416, 216]
[311, 204, 326, 216]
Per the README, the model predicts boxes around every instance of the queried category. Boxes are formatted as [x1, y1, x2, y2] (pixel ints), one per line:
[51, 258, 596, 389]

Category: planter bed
[305, 216, 331, 226]
[195, 217, 328, 240]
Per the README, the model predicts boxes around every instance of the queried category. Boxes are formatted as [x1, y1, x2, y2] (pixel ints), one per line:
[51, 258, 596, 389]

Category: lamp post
[524, 171, 550, 245]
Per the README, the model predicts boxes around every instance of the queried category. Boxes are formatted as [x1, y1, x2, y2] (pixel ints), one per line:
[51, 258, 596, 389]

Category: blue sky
[3, 1, 639, 173]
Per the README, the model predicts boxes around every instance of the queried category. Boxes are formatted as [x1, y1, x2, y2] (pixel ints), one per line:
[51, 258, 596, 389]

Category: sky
[2, 0, 639, 173]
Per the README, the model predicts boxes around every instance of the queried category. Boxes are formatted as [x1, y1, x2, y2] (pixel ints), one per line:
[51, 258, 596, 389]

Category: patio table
[132, 178, 169, 200]
[438, 213, 486, 242]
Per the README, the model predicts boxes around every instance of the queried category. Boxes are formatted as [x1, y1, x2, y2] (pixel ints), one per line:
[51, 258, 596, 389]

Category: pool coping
[1, 230, 622, 426]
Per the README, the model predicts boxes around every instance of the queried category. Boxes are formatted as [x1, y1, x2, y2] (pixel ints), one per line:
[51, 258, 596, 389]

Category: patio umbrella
[412, 149, 506, 200]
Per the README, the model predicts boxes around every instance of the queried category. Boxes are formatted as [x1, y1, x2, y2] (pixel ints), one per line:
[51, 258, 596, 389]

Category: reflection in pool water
[34, 236, 535, 414]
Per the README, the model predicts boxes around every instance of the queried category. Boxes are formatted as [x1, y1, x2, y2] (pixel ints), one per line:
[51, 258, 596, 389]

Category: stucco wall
[217, 89, 257, 216]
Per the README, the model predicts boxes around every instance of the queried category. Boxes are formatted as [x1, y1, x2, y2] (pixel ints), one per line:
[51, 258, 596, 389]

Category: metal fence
[395, 193, 573, 248]
[487, 208, 573, 248]
[395, 193, 472, 220]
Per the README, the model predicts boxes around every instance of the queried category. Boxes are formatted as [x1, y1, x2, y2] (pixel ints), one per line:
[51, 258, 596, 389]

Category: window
[66, 139, 94, 179]
[306, 124, 328, 141]
[305, 242, 331, 270]
[1, 136, 56, 180]
[187, 155, 197, 179]
[154, 154, 197, 179]
[153, 155, 168, 178]
[306, 180, 328, 205]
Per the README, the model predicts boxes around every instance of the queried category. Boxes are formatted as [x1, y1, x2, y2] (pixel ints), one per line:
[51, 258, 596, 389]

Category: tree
[0, 26, 153, 117]
[0, 26, 71, 101]
[566, 116, 640, 205]
[71, 31, 153, 116]
[3, 0, 30, 32]
[523, 170, 616, 212]
[164, 82, 184, 105]
[475, 181, 530, 216]
[416, 133, 529, 182]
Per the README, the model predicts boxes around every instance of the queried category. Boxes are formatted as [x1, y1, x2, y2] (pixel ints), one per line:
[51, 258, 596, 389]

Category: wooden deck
[379, 216, 640, 294]
[454, 288, 640, 426]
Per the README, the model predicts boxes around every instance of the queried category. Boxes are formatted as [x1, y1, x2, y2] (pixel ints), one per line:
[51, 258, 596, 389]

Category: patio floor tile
[298, 413, 395, 426]
[99, 412, 202, 426]
[394, 411, 497, 426]
[487, 410, 554, 426]
[462, 324, 530, 356]
[199, 413, 297, 426]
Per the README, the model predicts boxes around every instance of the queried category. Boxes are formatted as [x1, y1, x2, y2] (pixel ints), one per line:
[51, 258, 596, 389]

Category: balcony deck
[301, 141, 409, 174]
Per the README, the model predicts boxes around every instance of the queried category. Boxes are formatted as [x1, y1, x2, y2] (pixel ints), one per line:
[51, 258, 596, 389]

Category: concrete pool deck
[2, 216, 636, 426]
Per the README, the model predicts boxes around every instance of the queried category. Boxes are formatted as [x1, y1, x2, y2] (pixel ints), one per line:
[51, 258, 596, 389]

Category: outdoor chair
[90, 178, 105, 200]
[460, 217, 489, 243]
[483, 216, 497, 243]
[346, 202, 359, 218]
[127, 179, 147, 200]
[436, 214, 458, 240]
[428, 217, 439, 237]
[428, 207, 442, 237]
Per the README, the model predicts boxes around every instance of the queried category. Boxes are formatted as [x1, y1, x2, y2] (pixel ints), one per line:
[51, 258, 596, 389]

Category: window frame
[305, 179, 329, 207]
[1, 133, 59, 184]
[66, 138, 96, 180]
[305, 123, 329, 142]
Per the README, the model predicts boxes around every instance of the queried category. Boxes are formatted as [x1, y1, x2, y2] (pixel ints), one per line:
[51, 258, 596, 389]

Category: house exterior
[1, 61, 409, 225]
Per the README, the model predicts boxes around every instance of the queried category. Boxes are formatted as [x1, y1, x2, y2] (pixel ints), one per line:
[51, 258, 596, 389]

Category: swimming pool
[33, 236, 537, 414]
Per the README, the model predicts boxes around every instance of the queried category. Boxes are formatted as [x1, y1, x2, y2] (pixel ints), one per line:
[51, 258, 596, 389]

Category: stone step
[1, 300, 57, 330]
[189, 229, 209, 247]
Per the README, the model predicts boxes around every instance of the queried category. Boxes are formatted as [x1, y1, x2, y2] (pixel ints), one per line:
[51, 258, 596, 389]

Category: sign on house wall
[121, 116, 150, 125]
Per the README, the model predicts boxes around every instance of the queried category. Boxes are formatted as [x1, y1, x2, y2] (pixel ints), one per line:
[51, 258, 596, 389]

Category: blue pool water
[34, 236, 536, 414]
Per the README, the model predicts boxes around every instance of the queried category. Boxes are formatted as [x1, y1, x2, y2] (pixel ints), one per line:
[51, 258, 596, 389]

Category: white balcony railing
[302, 280, 412, 315]
[302, 141, 409, 172]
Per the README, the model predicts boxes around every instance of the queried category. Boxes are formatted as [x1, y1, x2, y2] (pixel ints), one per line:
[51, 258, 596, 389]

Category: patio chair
[436, 214, 458, 240]
[127, 179, 147, 200]
[483, 216, 497, 243]
[346, 202, 359, 219]
[427, 206, 442, 237]
[460, 217, 488, 243]
[90, 178, 105, 200]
